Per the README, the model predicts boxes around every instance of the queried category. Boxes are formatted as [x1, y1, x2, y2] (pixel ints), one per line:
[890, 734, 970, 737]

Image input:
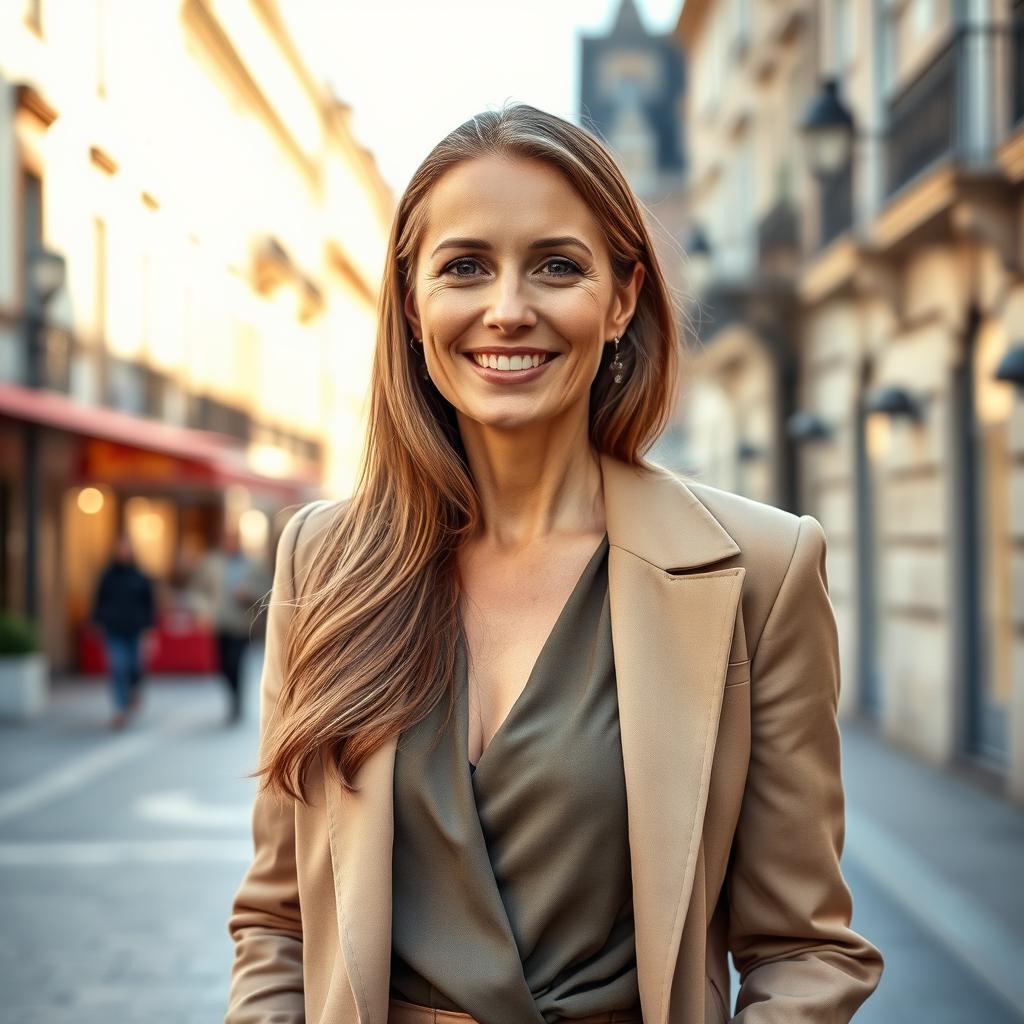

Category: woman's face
[404, 155, 644, 434]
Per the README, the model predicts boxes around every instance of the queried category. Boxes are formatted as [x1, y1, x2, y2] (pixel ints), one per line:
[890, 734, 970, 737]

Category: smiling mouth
[464, 352, 557, 372]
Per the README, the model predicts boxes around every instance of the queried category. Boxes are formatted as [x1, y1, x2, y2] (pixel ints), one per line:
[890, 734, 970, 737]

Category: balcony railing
[886, 26, 1006, 196]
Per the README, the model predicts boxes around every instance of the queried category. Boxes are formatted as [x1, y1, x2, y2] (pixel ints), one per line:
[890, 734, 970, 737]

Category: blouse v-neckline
[462, 532, 609, 777]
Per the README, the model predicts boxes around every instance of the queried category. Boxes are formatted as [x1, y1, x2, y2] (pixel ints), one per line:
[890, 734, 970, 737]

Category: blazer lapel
[601, 453, 745, 1024]
[322, 452, 745, 1024]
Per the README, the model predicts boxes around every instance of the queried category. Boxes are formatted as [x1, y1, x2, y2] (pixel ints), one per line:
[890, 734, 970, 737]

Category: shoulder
[676, 476, 830, 647]
[683, 478, 823, 559]
[274, 497, 353, 594]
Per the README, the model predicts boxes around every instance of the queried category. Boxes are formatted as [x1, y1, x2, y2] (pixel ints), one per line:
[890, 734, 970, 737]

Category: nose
[480, 272, 538, 335]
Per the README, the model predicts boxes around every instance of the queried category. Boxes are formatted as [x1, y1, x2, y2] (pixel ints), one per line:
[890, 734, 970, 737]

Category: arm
[726, 515, 883, 1022]
[91, 569, 111, 629]
[225, 503, 320, 1023]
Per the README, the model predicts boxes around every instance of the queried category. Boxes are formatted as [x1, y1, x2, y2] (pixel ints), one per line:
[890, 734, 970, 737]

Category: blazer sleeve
[726, 514, 884, 1022]
[225, 501, 322, 1024]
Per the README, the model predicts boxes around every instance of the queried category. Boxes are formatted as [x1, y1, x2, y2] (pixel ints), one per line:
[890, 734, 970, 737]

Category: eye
[440, 257, 485, 279]
[540, 257, 583, 277]
[439, 256, 585, 280]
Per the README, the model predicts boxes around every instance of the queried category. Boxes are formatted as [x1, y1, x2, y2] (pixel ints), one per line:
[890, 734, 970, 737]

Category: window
[832, 0, 858, 75]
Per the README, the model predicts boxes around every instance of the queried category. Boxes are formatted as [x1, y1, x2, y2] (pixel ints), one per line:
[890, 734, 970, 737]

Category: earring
[609, 335, 624, 383]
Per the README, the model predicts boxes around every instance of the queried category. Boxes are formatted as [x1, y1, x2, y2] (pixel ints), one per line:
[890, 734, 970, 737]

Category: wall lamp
[736, 440, 767, 461]
[786, 410, 833, 442]
[995, 343, 1024, 389]
[798, 77, 855, 179]
[863, 385, 924, 419]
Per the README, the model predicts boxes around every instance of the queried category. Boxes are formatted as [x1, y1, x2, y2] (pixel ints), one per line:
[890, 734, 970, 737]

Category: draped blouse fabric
[389, 533, 642, 1024]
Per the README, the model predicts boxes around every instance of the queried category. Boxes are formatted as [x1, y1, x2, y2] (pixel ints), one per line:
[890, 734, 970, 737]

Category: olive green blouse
[389, 533, 641, 1023]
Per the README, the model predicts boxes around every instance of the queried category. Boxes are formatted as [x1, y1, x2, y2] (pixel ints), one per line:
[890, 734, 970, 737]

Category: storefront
[0, 380, 321, 675]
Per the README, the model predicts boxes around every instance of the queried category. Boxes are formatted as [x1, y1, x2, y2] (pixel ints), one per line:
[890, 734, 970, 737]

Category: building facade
[0, 0, 392, 672]
[676, 0, 1024, 803]
[580, 0, 693, 468]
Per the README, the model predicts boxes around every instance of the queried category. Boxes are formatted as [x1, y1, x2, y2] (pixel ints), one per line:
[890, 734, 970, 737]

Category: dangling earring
[609, 335, 624, 383]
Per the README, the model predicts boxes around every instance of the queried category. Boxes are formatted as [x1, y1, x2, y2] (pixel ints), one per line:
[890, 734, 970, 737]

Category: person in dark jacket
[92, 532, 157, 729]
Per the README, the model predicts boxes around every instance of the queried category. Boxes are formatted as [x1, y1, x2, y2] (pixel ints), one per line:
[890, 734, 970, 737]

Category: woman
[226, 104, 883, 1024]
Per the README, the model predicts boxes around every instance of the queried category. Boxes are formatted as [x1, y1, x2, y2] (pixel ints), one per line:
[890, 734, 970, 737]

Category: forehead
[420, 155, 604, 253]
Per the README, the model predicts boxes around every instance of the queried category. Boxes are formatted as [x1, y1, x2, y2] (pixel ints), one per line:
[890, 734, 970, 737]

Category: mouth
[462, 350, 560, 383]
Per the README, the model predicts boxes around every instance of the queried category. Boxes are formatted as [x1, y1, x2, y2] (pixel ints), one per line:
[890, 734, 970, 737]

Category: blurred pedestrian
[91, 532, 156, 729]
[191, 527, 272, 724]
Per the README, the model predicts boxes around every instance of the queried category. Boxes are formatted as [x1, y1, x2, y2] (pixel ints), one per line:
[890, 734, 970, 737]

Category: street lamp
[23, 244, 66, 622]
[799, 77, 855, 179]
[24, 245, 66, 387]
[28, 245, 66, 310]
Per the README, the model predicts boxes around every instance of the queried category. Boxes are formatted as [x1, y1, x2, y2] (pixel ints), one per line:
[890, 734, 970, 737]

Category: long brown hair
[259, 102, 684, 803]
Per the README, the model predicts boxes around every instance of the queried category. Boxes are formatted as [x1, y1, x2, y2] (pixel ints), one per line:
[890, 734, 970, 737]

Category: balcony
[886, 26, 1007, 197]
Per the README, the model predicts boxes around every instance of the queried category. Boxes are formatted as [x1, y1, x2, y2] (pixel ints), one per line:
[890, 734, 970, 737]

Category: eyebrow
[429, 235, 594, 260]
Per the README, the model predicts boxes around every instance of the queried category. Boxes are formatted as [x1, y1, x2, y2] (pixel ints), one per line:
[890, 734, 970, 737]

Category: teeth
[472, 353, 548, 370]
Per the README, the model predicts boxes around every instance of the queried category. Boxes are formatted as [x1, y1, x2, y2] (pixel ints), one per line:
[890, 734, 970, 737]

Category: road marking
[0, 732, 162, 824]
[0, 839, 252, 865]
[0, 710, 219, 824]
[845, 806, 1024, 1015]
[135, 790, 251, 828]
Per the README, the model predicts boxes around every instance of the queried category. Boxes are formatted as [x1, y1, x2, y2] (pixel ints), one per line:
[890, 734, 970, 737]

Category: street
[1, 658, 1022, 1023]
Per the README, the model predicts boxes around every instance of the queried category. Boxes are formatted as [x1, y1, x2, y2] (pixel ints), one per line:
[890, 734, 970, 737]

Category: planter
[0, 652, 48, 720]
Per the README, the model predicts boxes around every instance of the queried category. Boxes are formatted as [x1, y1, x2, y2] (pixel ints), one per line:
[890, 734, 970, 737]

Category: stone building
[675, 0, 1024, 802]
[580, 0, 692, 467]
[0, 0, 392, 672]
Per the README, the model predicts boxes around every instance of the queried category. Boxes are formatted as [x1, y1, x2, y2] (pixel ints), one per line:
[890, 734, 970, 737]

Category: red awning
[0, 381, 321, 499]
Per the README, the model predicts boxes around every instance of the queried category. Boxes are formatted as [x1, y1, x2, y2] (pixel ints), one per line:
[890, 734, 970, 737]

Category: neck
[457, 410, 605, 551]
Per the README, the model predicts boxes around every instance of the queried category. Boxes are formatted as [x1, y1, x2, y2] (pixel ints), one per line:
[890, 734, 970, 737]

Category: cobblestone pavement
[1, 656, 1022, 1022]
[0, 658, 261, 1024]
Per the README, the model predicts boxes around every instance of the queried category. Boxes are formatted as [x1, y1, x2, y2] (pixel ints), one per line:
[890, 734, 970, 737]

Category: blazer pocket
[725, 658, 750, 688]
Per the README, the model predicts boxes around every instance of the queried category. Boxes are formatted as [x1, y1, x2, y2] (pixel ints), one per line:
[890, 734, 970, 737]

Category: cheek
[546, 290, 605, 341]
[420, 290, 479, 340]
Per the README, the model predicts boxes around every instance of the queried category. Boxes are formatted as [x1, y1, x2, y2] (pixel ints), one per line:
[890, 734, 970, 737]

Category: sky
[290, 0, 685, 197]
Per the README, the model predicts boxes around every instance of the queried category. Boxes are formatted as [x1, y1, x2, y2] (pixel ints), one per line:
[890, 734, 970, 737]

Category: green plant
[0, 612, 38, 656]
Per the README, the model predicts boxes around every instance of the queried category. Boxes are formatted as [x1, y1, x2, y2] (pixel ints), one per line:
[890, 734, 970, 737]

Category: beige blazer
[226, 452, 883, 1024]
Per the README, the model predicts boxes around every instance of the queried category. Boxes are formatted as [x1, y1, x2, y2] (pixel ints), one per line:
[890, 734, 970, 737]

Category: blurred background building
[670, 0, 1024, 803]
[0, 0, 392, 674]
[580, 0, 695, 467]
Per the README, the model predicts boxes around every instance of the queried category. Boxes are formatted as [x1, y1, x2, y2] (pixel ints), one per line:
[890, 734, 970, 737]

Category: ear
[610, 261, 645, 338]
[403, 288, 422, 339]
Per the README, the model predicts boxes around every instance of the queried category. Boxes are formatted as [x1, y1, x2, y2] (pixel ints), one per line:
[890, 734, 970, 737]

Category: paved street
[0, 657, 264, 1024]
[0, 657, 1022, 1022]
